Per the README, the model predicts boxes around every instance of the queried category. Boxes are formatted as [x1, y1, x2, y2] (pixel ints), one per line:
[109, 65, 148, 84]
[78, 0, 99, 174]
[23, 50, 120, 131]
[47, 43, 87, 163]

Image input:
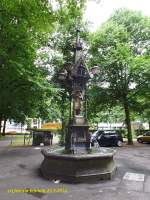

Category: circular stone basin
[40, 147, 116, 183]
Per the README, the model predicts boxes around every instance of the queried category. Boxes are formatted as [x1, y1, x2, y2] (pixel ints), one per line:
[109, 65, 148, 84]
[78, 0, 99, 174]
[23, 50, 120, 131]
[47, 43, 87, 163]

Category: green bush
[117, 129, 127, 138]
[135, 129, 150, 136]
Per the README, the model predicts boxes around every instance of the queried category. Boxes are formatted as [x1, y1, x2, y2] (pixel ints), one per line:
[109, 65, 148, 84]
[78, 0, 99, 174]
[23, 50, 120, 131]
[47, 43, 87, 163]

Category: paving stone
[119, 179, 144, 192]
[123, 172, 145, 181]
[115, 189, 150, 200]
[0, 140, 10, 147]
[144, 176, 150, 193]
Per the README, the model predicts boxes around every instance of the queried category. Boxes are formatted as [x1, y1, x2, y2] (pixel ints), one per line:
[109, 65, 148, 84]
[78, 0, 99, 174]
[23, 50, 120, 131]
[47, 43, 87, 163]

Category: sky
[84, 0, 150, 31]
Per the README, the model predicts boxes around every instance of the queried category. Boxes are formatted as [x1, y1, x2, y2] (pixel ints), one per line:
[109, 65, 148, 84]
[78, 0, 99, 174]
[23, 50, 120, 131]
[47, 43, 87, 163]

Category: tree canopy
[89, 9, 150, 144]
[1, 2, 149, 143]
[0, 0, 86, 134]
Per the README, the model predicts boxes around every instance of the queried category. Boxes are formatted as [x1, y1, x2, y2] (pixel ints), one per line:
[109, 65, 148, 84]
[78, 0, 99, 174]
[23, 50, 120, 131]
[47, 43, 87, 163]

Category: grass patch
[10, 135, 32, 146]
[0, 135, 7, 141]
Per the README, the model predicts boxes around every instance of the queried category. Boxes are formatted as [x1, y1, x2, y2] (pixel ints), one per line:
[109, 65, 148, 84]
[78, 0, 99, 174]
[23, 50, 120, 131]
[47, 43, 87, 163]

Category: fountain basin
[40, 148, 116, 183]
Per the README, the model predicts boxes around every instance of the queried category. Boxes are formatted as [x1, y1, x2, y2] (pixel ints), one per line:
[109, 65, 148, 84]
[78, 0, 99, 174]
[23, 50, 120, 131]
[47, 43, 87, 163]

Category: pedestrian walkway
[0, 145, 150, 200]
[0, 136, 11, 147]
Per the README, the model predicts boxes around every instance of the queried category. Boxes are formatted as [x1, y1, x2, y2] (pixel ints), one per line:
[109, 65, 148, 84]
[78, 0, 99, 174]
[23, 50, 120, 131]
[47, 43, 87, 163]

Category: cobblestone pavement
[0, 143, 150, 200]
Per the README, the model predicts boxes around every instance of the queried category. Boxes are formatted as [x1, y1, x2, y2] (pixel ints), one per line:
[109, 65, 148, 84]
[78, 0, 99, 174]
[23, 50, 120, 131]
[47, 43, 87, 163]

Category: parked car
[137, 131, 150, 143]
[90, 130, 123, 147]
[90, 130, 103, 146]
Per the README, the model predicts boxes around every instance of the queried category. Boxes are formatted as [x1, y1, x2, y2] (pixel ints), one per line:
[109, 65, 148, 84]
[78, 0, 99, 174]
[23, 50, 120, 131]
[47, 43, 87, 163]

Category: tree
[0, 0, 63, 134]
[88, 105, 125, 127]
[89, 9, 150, 144]
[36, 0, 88, 143]
[131, 84, 150, 129]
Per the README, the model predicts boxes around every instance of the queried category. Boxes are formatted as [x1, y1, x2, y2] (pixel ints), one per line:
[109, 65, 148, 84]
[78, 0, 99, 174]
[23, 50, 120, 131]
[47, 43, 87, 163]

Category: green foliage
[37, 0, 88, 122]
[135, 129, 150, 136]
[88, 105, 125, 124]
[89, 9, 150, 144]
[0, 0, 68, 131]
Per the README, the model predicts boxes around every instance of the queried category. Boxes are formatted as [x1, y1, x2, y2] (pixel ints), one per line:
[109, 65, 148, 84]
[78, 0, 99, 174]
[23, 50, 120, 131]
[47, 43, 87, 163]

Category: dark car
[91, 130, 123, 147]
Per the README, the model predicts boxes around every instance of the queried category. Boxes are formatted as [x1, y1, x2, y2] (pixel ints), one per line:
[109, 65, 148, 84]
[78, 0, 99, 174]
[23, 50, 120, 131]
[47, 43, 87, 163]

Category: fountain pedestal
[41, 148, 116, 183]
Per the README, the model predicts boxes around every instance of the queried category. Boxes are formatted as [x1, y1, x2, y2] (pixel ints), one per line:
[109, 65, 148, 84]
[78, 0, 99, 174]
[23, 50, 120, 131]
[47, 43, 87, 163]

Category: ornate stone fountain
[40, 29, 116, 183]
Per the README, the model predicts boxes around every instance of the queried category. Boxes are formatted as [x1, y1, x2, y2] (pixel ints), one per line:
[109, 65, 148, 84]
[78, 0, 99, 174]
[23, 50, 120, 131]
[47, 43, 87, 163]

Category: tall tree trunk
[61, 93, 65, 146]
[123, 97, 133, 145]
[148, 121, 150, 130]
[0, 119, 2, 135]
[2, 119, 7, 136]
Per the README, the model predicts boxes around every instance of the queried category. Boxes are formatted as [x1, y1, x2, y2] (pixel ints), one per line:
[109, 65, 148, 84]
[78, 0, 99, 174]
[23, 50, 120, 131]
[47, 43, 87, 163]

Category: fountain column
[65, 29, 90, 153]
